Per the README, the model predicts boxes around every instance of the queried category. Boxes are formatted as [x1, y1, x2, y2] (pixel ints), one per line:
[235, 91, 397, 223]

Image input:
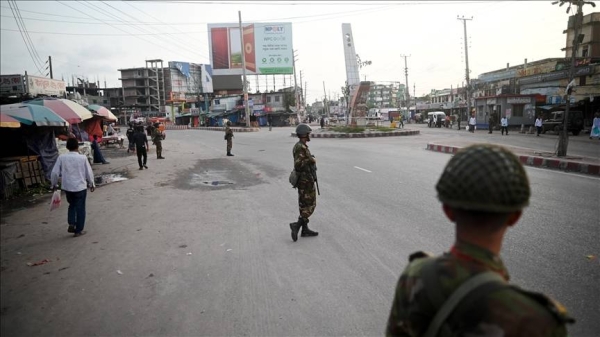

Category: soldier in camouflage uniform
[225, 121, 234, 156]
[289, 124, 319, 242]
[386, 144, 574, 337]
[151, 123, 165, 159]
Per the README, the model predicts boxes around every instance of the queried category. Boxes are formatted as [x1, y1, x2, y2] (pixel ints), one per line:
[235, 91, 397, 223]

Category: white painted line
[354, 166, 372, 173]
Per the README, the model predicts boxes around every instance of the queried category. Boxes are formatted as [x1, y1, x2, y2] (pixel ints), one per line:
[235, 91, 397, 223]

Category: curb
[291, 130, 420, 138]
[166, 126, 260, 132]
[426, 143, 600, 176]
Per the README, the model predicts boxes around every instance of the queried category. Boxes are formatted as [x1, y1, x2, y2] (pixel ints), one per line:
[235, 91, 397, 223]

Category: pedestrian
[320, 116, 325, 129]
[488, 114, 494, 134]
[268, 114, 273, 131]
[289, 123, 319, 242]
[589, 112, 600, 140]
[225, 121, 234, 156]
[152, 123, 165, 159]
[456, 113, 461, 130]
[535, 115, 543, 136]
[91, 135, 109, 164]
[146, 123, 154, 136]
[468, 113, 476, 133]
[399, 114, 404, 129]
[126, 123, 135, 153]
[386, 144, 574, 337]
[501, 115, 509, 135]
[132, 126, 149, 170]
[51, 138, 95, 237]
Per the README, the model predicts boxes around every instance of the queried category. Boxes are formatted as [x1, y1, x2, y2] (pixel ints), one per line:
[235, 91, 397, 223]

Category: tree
[283, 91, 296, 112]
[553, 0, 596, 156]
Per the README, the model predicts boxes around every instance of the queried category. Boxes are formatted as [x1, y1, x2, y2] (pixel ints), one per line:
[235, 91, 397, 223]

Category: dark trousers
[501, 126, 508, 135]
[536, 126, 542, 136]
[469, 125, 475, 133]
[137, 147, 147, 167]
[65, 189, 87, 233]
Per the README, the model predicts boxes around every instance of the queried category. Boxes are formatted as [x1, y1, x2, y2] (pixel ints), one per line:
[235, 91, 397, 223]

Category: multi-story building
[367, 82, 398, 108]
[563, 12, 600, 58]
[118, 59, 167, 116]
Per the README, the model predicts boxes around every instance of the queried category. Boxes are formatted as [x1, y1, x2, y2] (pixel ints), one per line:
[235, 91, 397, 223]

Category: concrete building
[563, 12, 600, 58]
[118, 59, 167, 116]
[367, 82, 398, 108]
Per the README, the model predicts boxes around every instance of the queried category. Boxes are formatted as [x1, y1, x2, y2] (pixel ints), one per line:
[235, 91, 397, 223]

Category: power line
[6, 0, 44, 75]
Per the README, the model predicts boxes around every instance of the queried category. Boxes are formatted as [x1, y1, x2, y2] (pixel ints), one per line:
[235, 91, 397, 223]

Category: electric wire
[13, 1, 47, 70]
[6, 0, 45, 76]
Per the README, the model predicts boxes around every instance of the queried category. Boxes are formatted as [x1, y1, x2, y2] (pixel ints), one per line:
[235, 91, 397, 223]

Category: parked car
[542, 110, 584, 136]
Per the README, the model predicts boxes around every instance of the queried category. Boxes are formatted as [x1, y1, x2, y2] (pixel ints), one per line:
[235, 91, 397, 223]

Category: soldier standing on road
[289, 124, 319, 242]
[152, 123, 165, 159]
[386, 144, 574, 337]
[225, 121, 234, 156]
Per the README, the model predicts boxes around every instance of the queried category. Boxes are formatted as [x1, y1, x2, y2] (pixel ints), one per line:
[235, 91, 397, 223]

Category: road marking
[354, 166, 372, 173]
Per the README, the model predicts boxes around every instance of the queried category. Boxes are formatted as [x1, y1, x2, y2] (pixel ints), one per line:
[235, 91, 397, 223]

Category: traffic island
[292, 126, 419, 138]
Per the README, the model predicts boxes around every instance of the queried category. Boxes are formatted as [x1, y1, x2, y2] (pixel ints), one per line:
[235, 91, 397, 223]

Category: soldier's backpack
[289, 170, 299, 188]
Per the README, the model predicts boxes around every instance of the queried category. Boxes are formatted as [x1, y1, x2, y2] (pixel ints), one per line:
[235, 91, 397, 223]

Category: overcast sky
[0, 1, 593, 103]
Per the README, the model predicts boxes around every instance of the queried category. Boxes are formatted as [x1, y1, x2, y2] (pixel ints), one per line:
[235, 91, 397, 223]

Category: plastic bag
[50, 190, 61, 211]
[289, 170, 299, 188]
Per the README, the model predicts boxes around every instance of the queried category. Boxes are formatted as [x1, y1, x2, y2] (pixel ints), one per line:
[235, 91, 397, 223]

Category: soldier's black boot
[227, 151, 234, 156]
[300, 218, 318, 237]
[289, 219, 301, 242]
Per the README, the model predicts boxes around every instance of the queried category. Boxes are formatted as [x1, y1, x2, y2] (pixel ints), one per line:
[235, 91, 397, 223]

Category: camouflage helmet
[296, 123, 312, 137]
[435, 144, 530, 213]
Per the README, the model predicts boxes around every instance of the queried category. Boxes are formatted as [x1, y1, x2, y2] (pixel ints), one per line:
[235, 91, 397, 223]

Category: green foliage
[372, 126, 394, 132]
[332, 126, 365, 133]
[283, 91, 296, 112]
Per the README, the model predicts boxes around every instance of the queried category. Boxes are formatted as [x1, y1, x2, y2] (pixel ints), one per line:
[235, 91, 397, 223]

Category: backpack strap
[423, 270, 506, 337]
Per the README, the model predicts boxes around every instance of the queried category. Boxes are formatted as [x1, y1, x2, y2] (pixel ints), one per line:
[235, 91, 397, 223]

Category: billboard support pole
[239, 11, 250, 127]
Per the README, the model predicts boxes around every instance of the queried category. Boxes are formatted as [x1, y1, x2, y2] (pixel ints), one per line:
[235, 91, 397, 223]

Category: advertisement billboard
[208, 22, 293, 76]
[0, 74, 25, 96]
[167, 62, 213, 95]
[26, 75, 66, 97]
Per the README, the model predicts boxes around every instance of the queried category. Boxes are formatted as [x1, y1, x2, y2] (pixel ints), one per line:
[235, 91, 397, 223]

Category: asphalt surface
[1, 124, 598, 337]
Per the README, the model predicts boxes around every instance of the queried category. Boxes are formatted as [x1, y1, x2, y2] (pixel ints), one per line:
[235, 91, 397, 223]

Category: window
[275, 95, 280, 102]
[512, 104, 524, 117]
[582, 47, 589, 57]
[267, 96, 272, 103]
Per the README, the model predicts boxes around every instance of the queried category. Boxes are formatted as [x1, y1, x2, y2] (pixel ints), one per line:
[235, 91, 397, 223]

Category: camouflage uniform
[386, 144, 574, 336]
[293, 140, 316, 220]
[152, 127, 164, 159]
[225, 125, 234, 156]
[386, 241, 573, 336]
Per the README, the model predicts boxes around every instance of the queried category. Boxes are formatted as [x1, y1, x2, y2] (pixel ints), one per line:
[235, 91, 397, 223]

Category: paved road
[1, 125, 598, 336]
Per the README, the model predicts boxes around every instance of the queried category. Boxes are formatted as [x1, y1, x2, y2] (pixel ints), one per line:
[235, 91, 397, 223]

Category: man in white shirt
[501, 116, 509, 136]
[535, 116, 543, 136]
[468, 113, 476, 133]
[51, 138, 95, 237]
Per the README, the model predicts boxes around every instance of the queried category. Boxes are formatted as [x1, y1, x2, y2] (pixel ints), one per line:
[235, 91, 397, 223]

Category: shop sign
[26, 75, 66, 96]
[486, 98, 496, 105]
[507, 97, 531, 104]
[253, 104, 265, 111]
[505, 108, 512, 119]
[0, 74, 25, 95]
[519, 65, 594, 85]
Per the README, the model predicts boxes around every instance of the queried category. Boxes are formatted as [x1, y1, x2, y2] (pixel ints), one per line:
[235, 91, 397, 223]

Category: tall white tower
[342, 23, 360, 87]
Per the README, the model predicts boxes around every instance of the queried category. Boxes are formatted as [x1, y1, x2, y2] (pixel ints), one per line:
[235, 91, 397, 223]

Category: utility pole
[458, 15, 473, 122]
[299, 70, 304, 108]
[304, 81, 307, 111]
[400, 54, 410, 108]
[48, 56, 53, 79]
[323, 81, 329, 117]
[293, 50, 300, 119]
[238, 11, 250, 127]
[554, 0, 595, 156]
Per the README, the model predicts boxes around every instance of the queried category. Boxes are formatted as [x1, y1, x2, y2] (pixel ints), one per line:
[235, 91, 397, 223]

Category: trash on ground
[116, 270, 123, 275]
[226, 249, 232, 252]
[27, 259, 51, 267]
[187, 252, 192, 255]
[586, 255, 596, 260]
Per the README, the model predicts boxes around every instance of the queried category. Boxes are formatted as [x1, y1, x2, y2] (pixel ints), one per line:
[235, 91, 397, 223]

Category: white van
[427, 111, 446, 128]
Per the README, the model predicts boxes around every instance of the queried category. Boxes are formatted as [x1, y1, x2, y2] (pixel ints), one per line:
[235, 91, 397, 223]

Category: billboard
[0, 74, 25, 96]
[208, 22, 293, 76]
[26, 75, 66, 97]
[167, 62, 213, 95]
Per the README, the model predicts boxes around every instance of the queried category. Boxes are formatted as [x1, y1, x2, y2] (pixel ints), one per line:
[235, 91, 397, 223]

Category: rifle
[309, 158, 320, 195]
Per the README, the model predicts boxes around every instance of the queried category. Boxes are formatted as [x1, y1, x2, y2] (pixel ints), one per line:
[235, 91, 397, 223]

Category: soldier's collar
[451, 241, 509, 280]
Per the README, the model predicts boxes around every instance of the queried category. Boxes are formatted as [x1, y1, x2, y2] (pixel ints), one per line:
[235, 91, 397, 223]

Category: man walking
[132, 126, 149, 170]
[386, 144, 574, 337]
[152, 123, 165, 159]
[51, 138, 95, 237]
[268, 114, 273, 131]
[289, 124, 319, 242]
[535, 115, 543, 136]
[488, 114, 494, 134]
[225, 121, 234, 156]
[501, 115, 509, 135]
[456, 113, 461, 130]
[468, 112, 476, 133]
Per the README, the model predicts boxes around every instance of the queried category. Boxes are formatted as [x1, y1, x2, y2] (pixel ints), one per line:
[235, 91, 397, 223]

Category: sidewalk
[426, 140, 600, 176]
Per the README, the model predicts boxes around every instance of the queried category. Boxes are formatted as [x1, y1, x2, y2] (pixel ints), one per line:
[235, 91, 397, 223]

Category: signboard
[507, 96, 531, 104]
[208, 22, 293, 76]
[486, 98, 496, 105]
[26, 75, 66, 97]
[167, 62, 213, 94]
[0, 74, 25, 96]
[505, 108, 512, 119]
[519, 65, 594, 85]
